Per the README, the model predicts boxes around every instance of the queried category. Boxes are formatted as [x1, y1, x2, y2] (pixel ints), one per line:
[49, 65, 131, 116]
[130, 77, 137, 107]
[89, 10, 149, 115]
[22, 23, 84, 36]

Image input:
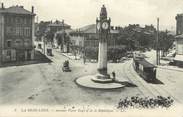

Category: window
[20, 27, 23, 36]
[24, 40, 29, 46]
[15, 40, 20, 46]
[24, 18, 26, 24]
[7, 50, 11, 57]
[6, 27, 11, 34]
[79, 41, 82, 46]
[7, 41, 11, 47]
[28, 28, 31, 36]
[24, 27, 31, 37]
[72, 40, 76, 45]
[15, 27, 19, 35]
[11, 17, 14, 24]
[16, 17, 20, 24]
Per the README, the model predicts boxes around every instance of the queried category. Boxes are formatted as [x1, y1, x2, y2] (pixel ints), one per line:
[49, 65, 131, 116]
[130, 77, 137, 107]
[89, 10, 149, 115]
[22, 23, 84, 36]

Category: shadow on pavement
[115, 81, 137, 87]
[0, 50, 52, 68]
[146, 78, 164, 84]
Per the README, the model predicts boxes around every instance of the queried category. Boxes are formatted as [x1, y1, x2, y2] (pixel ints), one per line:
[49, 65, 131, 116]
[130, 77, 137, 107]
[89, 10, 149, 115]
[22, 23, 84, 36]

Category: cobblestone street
[0, 49, 183, 108]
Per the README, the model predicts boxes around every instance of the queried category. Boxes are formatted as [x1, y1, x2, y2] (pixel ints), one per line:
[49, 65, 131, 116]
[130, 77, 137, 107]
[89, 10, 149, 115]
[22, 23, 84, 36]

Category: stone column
[31, 15, 35, 60]
[98, 37, 108, 75]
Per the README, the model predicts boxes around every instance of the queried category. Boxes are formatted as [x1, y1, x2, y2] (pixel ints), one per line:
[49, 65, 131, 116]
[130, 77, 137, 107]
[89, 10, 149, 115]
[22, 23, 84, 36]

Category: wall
[176, 39, 183, 55]
[176, 15, 183, 35]
[70, 35, 84, 47]
[0, 14, 4, 64]
[4, 14, 33, 49]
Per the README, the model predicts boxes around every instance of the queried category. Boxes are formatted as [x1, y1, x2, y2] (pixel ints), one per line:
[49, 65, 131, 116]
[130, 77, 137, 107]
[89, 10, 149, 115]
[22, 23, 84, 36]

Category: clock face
[102, 22, 109, 30]
[97, 22, 100, 30]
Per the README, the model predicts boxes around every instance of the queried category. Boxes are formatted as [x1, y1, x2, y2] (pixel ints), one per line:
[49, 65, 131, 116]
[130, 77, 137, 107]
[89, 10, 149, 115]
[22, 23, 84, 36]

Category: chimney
[31, 6, 34, 13]
[1, 3, 4, 9]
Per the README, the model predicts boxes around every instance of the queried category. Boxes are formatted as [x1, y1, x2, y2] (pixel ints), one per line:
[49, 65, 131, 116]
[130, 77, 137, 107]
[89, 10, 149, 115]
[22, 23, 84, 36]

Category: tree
[158, 31, 174, 56]
[55, 33, 63, 46]
[35, 21, 51, 41]
[45, 30, 54, 44]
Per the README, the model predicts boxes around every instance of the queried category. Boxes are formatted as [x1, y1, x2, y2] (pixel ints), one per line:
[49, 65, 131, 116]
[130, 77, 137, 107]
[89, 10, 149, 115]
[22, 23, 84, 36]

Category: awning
[136, 59, 156, 68]
[175, 34, 183, 39]
[174, 55, 183, 61]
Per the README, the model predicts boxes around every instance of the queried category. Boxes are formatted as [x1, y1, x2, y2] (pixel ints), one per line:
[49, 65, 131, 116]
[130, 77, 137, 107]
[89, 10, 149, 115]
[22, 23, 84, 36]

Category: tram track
[128, 61, 182, 104]
[121, 60, 150, 97]
[128, 62, 162, 96]
[123, 61, 156, 97]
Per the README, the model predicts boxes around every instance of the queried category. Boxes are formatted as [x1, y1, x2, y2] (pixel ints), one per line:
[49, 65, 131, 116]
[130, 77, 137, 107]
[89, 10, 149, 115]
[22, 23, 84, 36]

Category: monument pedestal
[75, 75, 125, 89]
[92, 74, 112, 83]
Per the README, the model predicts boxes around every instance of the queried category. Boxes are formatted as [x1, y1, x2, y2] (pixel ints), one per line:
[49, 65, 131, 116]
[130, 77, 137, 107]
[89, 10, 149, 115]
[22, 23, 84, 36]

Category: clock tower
[75, 5, 125, 89]
[95, 5, 111, 81]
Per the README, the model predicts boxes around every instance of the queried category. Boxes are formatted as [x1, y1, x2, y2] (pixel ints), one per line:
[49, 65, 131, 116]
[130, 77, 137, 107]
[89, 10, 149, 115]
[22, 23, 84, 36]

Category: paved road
[0, 49, 183, 107]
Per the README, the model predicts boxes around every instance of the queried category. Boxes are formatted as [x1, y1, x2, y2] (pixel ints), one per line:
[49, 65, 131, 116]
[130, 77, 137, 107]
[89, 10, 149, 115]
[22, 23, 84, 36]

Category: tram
[133, 55, 156, 82]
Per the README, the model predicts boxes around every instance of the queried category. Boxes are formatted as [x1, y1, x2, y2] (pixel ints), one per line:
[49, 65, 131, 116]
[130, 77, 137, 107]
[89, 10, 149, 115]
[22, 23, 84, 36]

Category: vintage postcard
[0, 0, 183, 117]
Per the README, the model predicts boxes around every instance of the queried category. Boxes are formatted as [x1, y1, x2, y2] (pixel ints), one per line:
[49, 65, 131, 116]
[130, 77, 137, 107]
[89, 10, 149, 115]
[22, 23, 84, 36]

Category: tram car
[133, 57, 157, 82]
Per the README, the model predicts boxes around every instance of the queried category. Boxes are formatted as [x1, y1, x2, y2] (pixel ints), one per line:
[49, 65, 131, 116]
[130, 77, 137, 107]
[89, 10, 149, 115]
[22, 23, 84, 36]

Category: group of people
[117, 96, 174, 109]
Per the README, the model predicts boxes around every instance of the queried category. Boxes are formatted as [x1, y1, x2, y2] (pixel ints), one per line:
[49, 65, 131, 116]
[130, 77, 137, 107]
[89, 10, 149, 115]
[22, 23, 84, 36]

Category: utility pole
[62, 19, 65, 53]
[156, 18, 160, 65]
[43, 35, 46, 55]
[37, 16, 39, 23]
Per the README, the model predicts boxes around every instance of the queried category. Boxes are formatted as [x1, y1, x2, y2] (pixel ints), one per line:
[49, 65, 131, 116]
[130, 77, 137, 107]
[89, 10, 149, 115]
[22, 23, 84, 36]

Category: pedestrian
[83, 55, 86, 64]
[112, 71, 116, 81]
[67, 60, 69, 67]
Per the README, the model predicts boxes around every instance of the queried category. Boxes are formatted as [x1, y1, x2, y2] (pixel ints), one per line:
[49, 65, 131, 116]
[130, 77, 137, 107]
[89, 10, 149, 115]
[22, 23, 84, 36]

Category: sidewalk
[143, 50, 183, 72]
[0, 50, 52, 68]
[54, 49, 81, 60]
[61, 53, 81, 60]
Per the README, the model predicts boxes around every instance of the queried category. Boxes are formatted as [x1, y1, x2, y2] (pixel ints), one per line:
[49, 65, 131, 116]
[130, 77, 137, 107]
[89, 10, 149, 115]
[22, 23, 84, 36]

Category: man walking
[112, 71, 116, 81]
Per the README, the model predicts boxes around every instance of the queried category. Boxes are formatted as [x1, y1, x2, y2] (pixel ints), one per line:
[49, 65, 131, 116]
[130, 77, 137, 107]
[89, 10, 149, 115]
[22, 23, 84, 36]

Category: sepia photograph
[0, 0, 183, 116]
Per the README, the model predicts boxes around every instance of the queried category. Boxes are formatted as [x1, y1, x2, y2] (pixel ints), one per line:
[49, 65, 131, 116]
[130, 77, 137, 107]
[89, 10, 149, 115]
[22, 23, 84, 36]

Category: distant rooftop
[48, 20, 70, 27]
[73, 24, 120, 34]
[56, 29, 73, 34]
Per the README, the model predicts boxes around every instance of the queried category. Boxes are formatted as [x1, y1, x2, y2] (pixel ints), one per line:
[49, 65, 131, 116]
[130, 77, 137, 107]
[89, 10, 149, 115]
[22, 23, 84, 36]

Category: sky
[1, 0, 183, 31]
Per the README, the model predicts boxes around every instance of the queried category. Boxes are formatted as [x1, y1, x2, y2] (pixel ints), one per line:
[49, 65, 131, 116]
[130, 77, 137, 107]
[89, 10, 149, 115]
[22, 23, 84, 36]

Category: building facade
[69, 24, 121, 59]
[176, 14, 183, 35]
[0, 3, 36, 64]
[48, 20, 71, 50]
[175, 35, 183, 55]
[174, 14, 183, 66]
[47, 20, 71, 33]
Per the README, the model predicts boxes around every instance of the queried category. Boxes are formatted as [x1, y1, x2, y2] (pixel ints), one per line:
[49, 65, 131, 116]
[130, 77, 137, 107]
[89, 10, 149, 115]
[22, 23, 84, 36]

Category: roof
[174, 55, 183, 61]
[167, 31, 176, 36]
[135, 59, 156, 68]
[56, 29, 73, 34]
[77, 24, 120, 34]
[0, 6, 35, 15]
[175, 34, 183, 39]
[48, 20, 70, 27]
[79, 24, 96, 33]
